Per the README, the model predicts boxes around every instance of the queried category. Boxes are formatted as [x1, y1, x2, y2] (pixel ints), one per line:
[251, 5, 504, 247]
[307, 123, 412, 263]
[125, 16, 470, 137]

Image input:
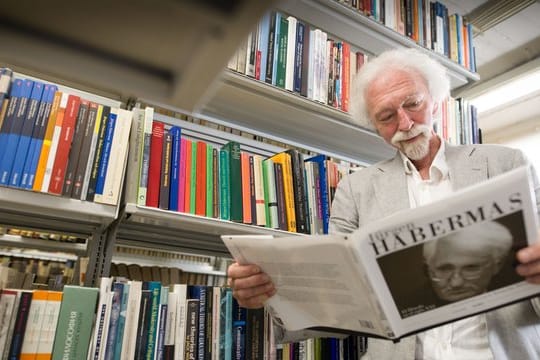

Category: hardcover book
[223, 166, 540, 341]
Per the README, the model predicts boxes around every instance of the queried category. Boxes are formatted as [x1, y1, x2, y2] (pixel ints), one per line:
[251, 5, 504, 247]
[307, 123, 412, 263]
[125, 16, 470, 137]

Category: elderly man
[228, 48, 540, 359]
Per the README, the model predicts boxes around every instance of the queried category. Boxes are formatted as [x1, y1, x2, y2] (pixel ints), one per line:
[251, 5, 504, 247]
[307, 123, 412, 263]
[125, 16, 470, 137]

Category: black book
[286, 149, 309, 234]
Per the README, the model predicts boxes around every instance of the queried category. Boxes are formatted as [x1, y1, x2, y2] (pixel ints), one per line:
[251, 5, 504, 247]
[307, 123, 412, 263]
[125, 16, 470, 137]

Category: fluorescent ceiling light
[470, 68, 540, 113]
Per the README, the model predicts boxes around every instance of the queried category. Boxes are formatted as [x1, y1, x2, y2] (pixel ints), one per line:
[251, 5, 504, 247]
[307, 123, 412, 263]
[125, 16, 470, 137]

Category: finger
[233, 271, 273, 291]
[234, 282, 277, 309]
[516, 260, 540, 278]
[227, 262, 261, 279]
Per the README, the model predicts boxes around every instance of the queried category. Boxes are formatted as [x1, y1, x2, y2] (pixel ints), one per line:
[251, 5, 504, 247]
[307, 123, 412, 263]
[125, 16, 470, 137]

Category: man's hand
[516, 232, 540, 284]
[227, 262, 276, 309]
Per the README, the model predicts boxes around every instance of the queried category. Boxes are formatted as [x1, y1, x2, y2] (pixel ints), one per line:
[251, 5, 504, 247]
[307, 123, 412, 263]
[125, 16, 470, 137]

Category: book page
[222, 234, 386, 337]
[355, 165, 540, 339]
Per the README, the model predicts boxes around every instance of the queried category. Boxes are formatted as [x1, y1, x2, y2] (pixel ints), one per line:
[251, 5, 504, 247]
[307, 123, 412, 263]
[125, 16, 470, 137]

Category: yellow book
[268, 152, 296, 232]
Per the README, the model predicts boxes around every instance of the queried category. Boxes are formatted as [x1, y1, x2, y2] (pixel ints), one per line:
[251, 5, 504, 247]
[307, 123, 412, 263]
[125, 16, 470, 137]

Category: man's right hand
[227, 262, 276, 309]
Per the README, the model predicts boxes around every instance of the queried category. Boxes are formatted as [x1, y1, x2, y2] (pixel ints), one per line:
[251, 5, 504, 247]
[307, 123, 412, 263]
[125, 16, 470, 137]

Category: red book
[178, 137, 187, 212]
[145, 120, 164, 207]
[48, 94, 81, 194]
[195, 141, 207, 216]
[241, 151, 252, 224]
[183, 139, 192, 213]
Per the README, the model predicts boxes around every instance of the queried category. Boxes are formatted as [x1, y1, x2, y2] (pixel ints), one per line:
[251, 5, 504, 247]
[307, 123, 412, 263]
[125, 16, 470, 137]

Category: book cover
[273, 162, 288, 231]
[71, 101, 99, 199]
[103, 281, 124, 360]
[138, 107, 155, 206]
[195, 141, 207, 216]
[51, 286, 99, 360]
[61, 99, 89, 195]
[275, 16, 289, 88]
[188, 285, 207, 360]
[286, 149, 308, 234]
[172, 284, 188, 360]
[183, 139, 193, 214]
[21, 83, 56, 189]
[20, 290, 49, 360]
[168, 126, 182, 212]
[155, 286, 169, 360]
[205, 144, 214, 218]
[144, 281, 162, 360]
[146, 120, 164, 208]
[240, 152, 252, 224]
[0, 78, 33, 186]
[120, 280, 142, 360]
[222, 141, 242, 222]
[305, 154, 330, 234]
[89, 277, 113, 360]
[34, 290, 62, 360]
[269, 152, 296, 232]
[7, 290, 33, 360]
[219, 148, 230, 221]
[85, 105, 110, 201]
[0, 289, 18, 356]
[112, 281, 130, 360]
[47, 94, 81, 195]
[159, 129, 173, 210]
[178, 137, 188, 213]
[189, 141, 197, 214]
[134, 289, 152, 360]
[9, 80, 44, 188]
[262, 158, 279, 229]
[184, 299, 200, 360]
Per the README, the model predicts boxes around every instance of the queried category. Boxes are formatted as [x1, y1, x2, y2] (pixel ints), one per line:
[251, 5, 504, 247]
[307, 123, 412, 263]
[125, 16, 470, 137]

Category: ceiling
[448, 0, 540, 142]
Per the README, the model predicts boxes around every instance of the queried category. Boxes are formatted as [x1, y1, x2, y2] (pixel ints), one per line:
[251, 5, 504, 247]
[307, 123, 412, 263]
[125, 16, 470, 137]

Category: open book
[222, 166, 540, 341]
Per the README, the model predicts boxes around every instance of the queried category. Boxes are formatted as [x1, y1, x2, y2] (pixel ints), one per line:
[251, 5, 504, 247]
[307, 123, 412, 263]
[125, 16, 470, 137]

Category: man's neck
[411, 135, 441, 180]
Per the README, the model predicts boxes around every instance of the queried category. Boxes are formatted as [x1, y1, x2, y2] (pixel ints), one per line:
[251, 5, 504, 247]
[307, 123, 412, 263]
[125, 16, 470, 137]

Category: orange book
[268, 152, 296, 232]
[33, 91, 62, 191]
[240, 151, 252, 224]
[462, 23, 470, 69]
[183, 139, 193, 213]
[341, 42, 350, 113]
[195, 141, 207, 216]
[48, 94, 81, 194]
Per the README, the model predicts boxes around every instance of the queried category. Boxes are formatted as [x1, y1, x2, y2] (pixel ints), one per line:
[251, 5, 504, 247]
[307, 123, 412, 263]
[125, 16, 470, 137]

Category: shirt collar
[399, 138, 449, 181]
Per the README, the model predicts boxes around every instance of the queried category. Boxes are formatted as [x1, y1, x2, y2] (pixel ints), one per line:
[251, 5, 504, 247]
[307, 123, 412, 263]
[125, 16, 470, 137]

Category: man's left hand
[516, 231, 540, 284]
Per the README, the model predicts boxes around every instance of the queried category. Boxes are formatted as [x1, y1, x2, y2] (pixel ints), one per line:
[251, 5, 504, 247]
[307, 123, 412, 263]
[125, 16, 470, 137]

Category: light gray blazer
[329, 143, 540, 359]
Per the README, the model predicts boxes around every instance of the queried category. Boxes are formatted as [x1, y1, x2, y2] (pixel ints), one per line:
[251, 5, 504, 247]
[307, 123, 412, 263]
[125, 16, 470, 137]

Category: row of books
[0, 281, 368, 360]
[438, 97, 480, 145]
[0, 69, 132, 206]
[340, 0, 477, 72]
[127, 110, 360, 234]
[228, 12, 367, 112]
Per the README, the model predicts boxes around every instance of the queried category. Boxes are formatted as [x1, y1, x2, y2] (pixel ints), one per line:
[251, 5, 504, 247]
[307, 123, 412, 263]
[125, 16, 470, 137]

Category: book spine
[8, 290, 33, 360]
[144, 281, 162, 360]
[249, 154, 257, 225]
[168, 126, 182, 211]
[206, 144, 214, 218]
[189, 142, 197, 214]
[231, 299, 246, 360]
[225, 141, 242, 222]
[138, 107, 154, 206]
[47, 94, 81, 195]
[135, 290, 152, 360]
[195, 141, 207, 216]
[240, 152, 252, 224]
[159, 129, 173, 210]
[35, 291, 62, 360]
[212, 148, 219, 218]
[275, 16, 289, 88]
[89, 278, 113, 360]
[178, 138, 187, 213]
[287, 149, 308, 234]
[71, 101, 98, 198]
[183, 139, 193, 213]
[184, 299, 200, 360]
[104, 282, 124, 360]
[85, 105, 110, 201]
[121, 281, 142, 360]
[262, 159, 279, 229]
[273, 162, 288, 231]
[155, 286, 169, 360]
[20, 290, 49, 360]
[219, 148, 230, 220]
[173, 284, 187, 360]
[113, 282, 130, 360]
[146, 121, 164, 207]
[265, 11, 277, 84]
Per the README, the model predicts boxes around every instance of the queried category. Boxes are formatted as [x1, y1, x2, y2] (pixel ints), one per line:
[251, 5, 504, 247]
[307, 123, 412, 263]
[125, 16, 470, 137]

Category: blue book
[219, 148, 230, 220]
[219, 288, 233, 360]
[168, 126, 182, 211]
[0, 78, 22, 158]
[231, 298, 246, 360]
[10, 81, 45, 187]
[0, 78, 34, 186]
[189, 285, 208, 360]
[257, 12, 271, 82]
[293, 21, 306, 93]
[21, 84, 57, 189]
[113, 282, 130, 360]
[94, 111, 117, 197]
[305, 154, 330, 234]
[104, 281, 124, 360]
[144, 281, 162, 360]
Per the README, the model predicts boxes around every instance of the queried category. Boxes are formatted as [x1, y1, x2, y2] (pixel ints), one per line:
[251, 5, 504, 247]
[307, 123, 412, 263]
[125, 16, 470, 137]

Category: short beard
[391, 124, 432, 161]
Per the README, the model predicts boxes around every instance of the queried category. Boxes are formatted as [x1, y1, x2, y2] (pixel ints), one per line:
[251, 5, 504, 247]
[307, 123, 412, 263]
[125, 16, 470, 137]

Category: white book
[306, 28, 316, 100]
[164, 290, 178, 358]
[253, 155, 266, 226]
[121, 280, 142, 360]
[41, 92, 68, 192]
[0, 289, 18, 356]
[285, 16, 298, 91]
[20, 290, 48, 359]
[94, 108, 133, 205]
[1, 289, 21, 360]
[35, 291, 63, 359]
[319, 31, 329, 104]
[123, 107, 145, 204]
[211, 286, 221, 360]
[173, 284, 188, 360]
[89, 277, 113, 360]
[138, 106, 154, 206]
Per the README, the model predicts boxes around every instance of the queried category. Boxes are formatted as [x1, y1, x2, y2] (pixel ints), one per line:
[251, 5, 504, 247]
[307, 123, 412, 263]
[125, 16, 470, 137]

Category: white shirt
[399, 141, 494, 360]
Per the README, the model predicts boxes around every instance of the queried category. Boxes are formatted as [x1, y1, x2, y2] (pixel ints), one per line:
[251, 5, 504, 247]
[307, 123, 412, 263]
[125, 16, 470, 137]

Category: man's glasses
[375, 93, 426, 124]
[428, 262, 491, 282]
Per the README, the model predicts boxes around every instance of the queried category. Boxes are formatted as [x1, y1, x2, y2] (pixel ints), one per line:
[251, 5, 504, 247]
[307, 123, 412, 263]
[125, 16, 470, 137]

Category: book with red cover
[241, 151, 252, 224]
[48, 94, 81, 195]
[178, 137, 187, 212]
[146, 120, 164, 208]
[183, 139, 193, 213]
[195, 141, 207, 216]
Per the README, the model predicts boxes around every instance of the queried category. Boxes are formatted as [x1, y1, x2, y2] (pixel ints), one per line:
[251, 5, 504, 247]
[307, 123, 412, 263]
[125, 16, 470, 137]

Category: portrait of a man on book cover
[377, 211, 527, 319]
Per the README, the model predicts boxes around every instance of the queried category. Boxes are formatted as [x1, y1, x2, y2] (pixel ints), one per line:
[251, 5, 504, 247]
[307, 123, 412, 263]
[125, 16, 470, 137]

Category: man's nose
[448, 271, 466, 287]
[396, 107, 414, 131]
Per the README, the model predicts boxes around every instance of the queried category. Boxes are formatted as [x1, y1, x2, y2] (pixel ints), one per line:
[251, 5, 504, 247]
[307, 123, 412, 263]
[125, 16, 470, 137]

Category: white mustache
[391, 124, 431, 145]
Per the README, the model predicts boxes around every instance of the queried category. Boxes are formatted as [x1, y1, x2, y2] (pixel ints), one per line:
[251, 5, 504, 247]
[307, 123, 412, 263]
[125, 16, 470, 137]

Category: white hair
[350, 48, 451, 129]
[423, 221, 514, 266]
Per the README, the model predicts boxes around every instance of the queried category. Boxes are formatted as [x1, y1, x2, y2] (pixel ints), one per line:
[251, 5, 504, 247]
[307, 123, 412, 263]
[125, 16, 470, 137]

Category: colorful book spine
[219, 148, 230, 221]
[178, 137, 188, 212]
[268, 152, 296, 232]
[168, 126, 182, 212]
[222, 141, 242, 222]
[113, 282, 130, 360]
[189, 141, 197, 214]
[305, 154, 330, 234]
[183, 139, 193, 213]
[240, 152, 252, 224]
[262, 158, 278, 229]
[9, 291, 34, 360]
[144, 281, 162, 360]
[146, 120, 164, 207]
[0, 78, 22, 158]
[85, 105, 110, 201]
[51, 286, 99, 360]
[92, 109, 118, 202]
[159, 129, 172, 210]
[155, 286, 169, 360]
[195, 141, 207, 216]
[20, 290, 49, 360]
[22, 84, 57, 190]
[253, 155, 266, 227]
[35, 290, 62, 360]
[205, 144, 214, 218]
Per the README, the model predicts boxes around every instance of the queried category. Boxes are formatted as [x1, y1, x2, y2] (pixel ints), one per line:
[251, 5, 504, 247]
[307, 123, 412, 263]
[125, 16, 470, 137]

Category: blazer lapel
[372, 153, 410, 217]
[446, 144, 488, 190]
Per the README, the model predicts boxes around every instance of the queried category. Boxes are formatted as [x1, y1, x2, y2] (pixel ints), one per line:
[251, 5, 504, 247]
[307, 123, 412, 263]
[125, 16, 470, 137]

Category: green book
[52, 286, 99, 360]
[276, 16, 289, 88]
[222, 141, 242, 222]
[262, 158, 279, 229]
[219, 148, 230, 220]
